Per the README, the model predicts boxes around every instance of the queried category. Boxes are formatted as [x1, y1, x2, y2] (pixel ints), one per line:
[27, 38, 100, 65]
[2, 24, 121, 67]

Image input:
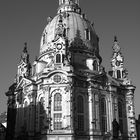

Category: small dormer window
[32, 64, 36, 76]
[93, 60, 98, 71]
[117, 70, 121, 79]
[43, 34, 45, 44]
[85, 29, 90, 40]
[56, 54, 61, 63]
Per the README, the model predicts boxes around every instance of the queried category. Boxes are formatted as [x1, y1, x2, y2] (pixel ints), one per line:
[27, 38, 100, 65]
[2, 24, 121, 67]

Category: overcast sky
[0, 0, 140, 117]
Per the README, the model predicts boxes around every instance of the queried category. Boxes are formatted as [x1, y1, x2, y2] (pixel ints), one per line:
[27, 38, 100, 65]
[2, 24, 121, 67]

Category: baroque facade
[5, 0, 137, 140]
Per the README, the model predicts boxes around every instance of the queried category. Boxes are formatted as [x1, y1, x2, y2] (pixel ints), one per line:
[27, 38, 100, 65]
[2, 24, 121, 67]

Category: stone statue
[112, 119, 120, 139]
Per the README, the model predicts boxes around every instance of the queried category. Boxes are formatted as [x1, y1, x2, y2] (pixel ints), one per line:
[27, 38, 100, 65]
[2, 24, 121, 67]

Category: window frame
[53, 92, 63, 130]
[54, 93, 62, 111]
[85, 29, 91, 40]
[55, 53, 62, 64]
[118, 100, 124, 133]
[100, 97, 107, 133]
[77, 95, 85, 131]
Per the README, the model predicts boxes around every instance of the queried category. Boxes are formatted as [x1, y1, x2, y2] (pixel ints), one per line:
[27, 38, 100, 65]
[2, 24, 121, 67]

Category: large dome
[40, 0, 99, 57]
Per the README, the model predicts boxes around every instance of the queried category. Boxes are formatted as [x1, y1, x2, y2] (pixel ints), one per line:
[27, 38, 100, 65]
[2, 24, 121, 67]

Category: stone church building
[5, 0, 137, 140]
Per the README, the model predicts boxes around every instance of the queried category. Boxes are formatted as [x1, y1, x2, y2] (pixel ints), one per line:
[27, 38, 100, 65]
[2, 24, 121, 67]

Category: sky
[0, 0, 140, 117]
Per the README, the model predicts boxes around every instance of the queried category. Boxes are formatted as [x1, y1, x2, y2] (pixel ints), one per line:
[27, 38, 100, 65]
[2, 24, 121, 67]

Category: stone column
[88, 88, 93, 134]
[108, 91, 113, 132]
[44, 86, 51, 133]
[108, 85, 117, 140]
[87, 79, 94, 140]
[126, 86, 137, 140]
[69, 81, 74, 134]
[94, 92, 100, 131]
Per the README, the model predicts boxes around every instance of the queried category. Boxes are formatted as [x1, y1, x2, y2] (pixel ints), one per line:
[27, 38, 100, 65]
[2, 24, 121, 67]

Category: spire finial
[114, 36, 117, 42]
[113, 36, 120, 52]
[21, 42, 29, 63]
[24, 42, 27, 47]
[23, 42, 27, 53]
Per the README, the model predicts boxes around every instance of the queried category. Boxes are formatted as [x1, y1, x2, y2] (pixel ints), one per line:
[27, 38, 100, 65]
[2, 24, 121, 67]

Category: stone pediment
[16, 77, 32, 89]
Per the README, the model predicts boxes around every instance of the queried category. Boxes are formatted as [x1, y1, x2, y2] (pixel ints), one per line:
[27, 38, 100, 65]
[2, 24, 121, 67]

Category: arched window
[53, 93, 62, 130]
[117, 70, 121, 79]
[54, 93, 62, 111]
[93, 60, 98, 71]
[85, 29, 90, 40]
[56, 54, 61, 63]
[77, 95, 84, 113]
[77, 95, 84, 131]
[101, 98, 107, 133]
[43, 33, 45, 44]
[118, 101, 123, 133]
[39, 97, 45, 130]
[39, 97, 44, 114]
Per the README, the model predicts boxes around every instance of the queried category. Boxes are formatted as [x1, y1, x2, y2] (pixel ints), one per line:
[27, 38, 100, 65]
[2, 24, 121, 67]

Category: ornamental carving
[64, 85, 71, 93]
[40, 42, 55, 55]
[46, 74, 69, 84]
[53, 15, 66, 42]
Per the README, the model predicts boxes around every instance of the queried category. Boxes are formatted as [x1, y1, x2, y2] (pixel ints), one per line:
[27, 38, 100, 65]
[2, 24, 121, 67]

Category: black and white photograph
[0, 0, 140, 140]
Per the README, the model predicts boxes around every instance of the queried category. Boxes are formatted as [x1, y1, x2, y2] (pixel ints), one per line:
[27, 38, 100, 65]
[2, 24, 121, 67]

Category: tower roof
[112, 36, 121, 53]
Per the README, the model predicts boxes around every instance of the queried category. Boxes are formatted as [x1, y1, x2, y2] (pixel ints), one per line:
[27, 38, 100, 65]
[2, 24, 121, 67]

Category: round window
[57, 43, 62, 50]
[53, 74, 62, 83]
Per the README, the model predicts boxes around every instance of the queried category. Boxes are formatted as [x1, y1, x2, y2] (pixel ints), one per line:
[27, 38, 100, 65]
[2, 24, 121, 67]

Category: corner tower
[109, 36, 137, 140]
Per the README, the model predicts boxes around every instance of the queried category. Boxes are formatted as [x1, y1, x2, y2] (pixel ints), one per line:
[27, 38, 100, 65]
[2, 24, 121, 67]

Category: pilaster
[88, 86, 94, 135]
[125, 86, 137, 140]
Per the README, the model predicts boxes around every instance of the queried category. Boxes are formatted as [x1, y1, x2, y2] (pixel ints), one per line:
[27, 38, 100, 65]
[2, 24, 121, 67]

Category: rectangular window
[77, 115, 84, 131]
[43, 34, 45, 44]
[54, 101, 62, 111]
[117, 70, 121, 79]
[102, 117, 107, 133]
[85, 29, 90, 40]
[54, 113, 62, 130]
[56, 54, 61, 63]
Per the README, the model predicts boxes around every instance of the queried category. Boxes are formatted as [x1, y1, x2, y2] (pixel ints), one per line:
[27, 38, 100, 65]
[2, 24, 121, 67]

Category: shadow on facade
[6, 100, 128, 140]
[6, 103, 49, 140]
[136, 115, 140, 140]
